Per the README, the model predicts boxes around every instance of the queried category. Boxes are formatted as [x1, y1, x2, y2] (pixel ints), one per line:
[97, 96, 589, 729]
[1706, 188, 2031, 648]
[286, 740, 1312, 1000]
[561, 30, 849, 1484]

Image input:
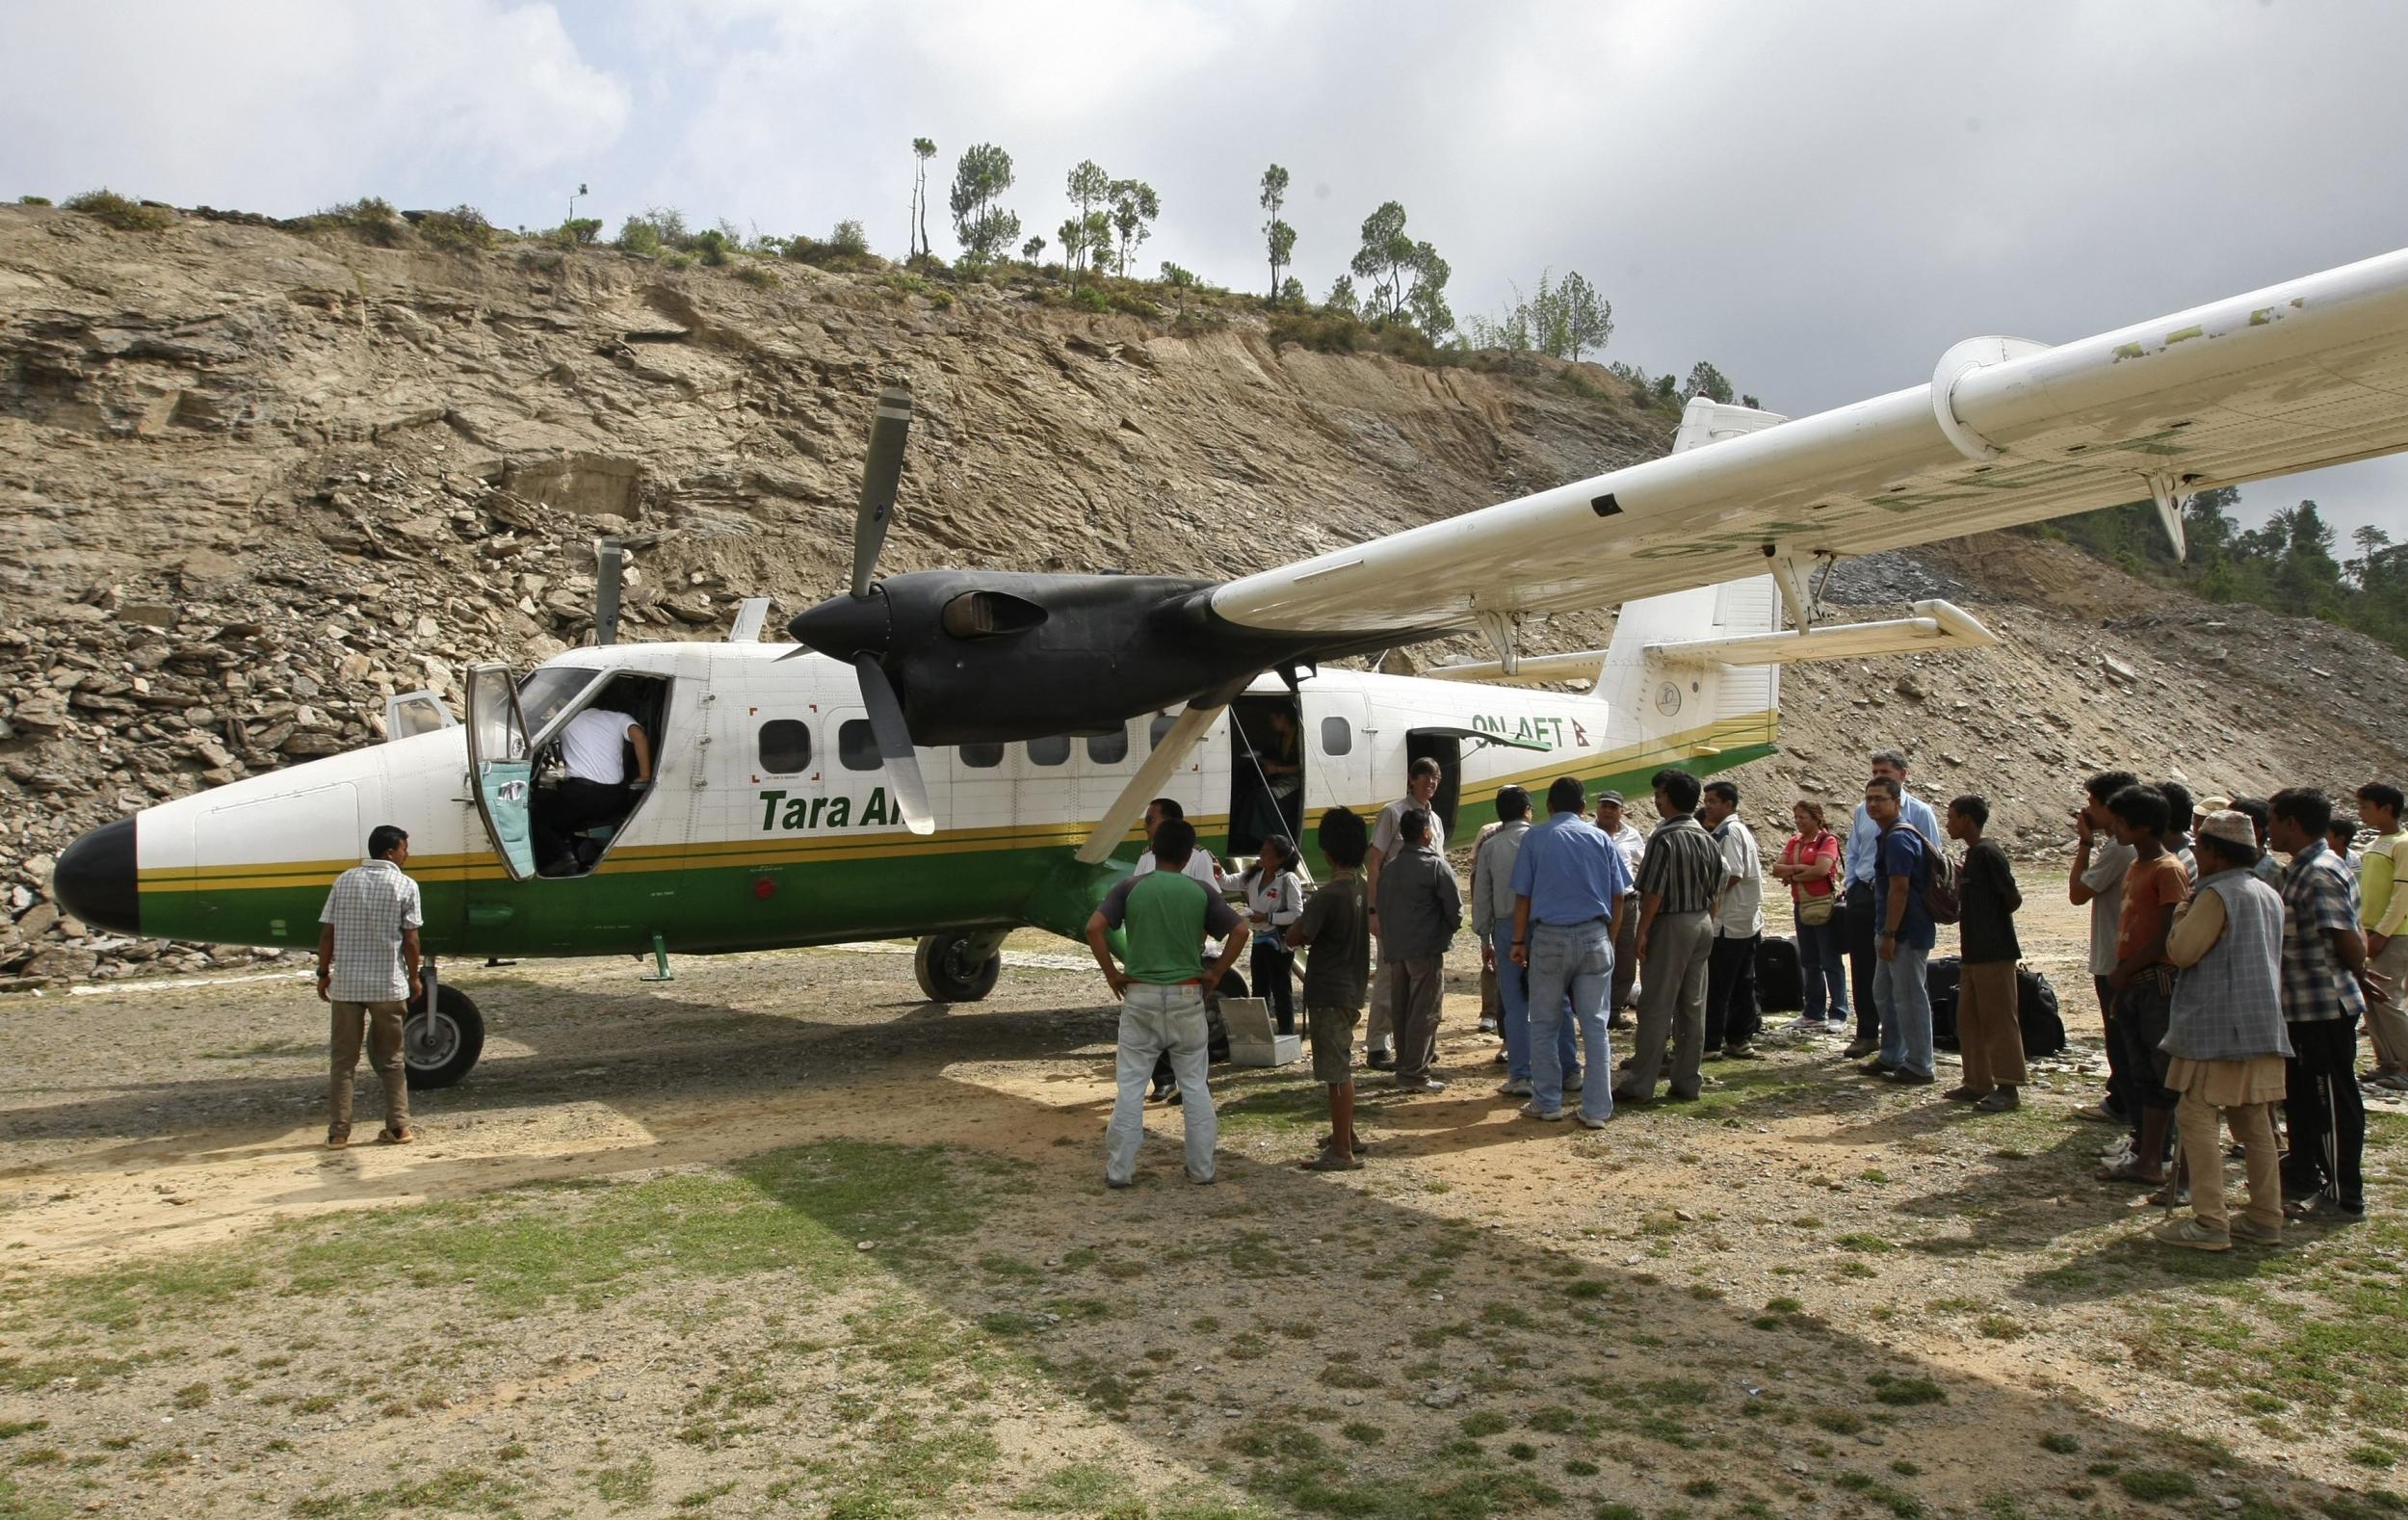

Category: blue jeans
[1105, 983, 1217, 1185]
[1528, 920, 1613, 1122]
[1796, 917, 1850, 1022]
[1872, 941, 1934, 1080]
[1492, 920, 1577, 1084]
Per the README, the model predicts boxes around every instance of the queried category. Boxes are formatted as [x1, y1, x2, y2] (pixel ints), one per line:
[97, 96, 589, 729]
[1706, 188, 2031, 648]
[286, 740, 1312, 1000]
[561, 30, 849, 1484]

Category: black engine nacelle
[789, 571, 1344, 745]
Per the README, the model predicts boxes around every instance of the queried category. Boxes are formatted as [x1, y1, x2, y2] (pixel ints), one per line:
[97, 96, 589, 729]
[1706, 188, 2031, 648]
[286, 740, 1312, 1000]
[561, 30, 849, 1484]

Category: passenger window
[1321, 717, 1353, 756]
[1086, 725, 1130, 765]
[1028, 735, 1071, 767]
[759, 720, 812, 774]
[838, 719, 880, 772]
[959, 742, 1005, 770]
[1149, 714, 1180, 749]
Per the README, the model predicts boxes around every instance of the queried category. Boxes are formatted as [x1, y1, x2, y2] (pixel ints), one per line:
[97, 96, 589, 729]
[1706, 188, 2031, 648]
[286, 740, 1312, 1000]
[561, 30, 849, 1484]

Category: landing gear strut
[405, 979, 486, 1089]
[914, 931, 1004, 1003]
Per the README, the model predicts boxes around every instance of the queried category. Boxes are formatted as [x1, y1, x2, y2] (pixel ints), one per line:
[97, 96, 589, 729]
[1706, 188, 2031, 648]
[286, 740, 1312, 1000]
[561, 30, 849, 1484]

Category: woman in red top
[1772, 799, 1849, 1032]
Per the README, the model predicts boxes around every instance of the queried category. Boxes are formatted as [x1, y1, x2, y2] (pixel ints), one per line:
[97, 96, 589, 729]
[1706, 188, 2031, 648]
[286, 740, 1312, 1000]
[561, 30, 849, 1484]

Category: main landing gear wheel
[914, 933, 1003, 1003]
[404, 983, 486, 1089]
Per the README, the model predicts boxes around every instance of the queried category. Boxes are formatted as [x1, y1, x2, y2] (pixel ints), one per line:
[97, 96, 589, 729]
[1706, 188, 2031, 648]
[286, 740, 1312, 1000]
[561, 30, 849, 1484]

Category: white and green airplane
[51, 247, 2408, 1088]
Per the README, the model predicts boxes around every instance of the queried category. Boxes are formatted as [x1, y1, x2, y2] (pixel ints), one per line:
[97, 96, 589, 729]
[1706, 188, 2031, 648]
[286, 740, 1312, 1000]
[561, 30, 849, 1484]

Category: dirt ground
[2, 870, 2404, 1520]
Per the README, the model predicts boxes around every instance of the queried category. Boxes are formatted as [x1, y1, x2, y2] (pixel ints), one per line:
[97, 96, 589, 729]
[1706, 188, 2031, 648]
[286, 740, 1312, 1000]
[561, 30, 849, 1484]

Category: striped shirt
[2280, 841, 2366, 1024]
[318, 859, 424, 1003]
[1636, 815, 1722, 915]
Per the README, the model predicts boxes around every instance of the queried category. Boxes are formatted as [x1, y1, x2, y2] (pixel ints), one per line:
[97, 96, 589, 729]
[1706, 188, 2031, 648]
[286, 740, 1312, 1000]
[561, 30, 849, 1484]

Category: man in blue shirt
[1864, 774, 1939, 1086]
[1841, 749, 1941, 1059]
[1510, 776, 1634, 1128]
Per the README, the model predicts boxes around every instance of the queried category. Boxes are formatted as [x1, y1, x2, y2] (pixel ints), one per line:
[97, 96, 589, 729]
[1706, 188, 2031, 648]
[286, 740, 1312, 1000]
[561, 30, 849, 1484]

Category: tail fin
[1596, 398, 1792, 762]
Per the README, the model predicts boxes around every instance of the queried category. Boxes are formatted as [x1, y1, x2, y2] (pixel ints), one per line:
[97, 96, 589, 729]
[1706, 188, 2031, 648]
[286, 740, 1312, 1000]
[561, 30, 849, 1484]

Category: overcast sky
[6, 0, 2405, 546]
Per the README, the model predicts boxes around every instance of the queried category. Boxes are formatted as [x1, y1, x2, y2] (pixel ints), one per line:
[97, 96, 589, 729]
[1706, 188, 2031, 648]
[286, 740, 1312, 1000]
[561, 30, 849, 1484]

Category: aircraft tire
[404, 983, 486, 1089]
[914, 933, 1003, 1003]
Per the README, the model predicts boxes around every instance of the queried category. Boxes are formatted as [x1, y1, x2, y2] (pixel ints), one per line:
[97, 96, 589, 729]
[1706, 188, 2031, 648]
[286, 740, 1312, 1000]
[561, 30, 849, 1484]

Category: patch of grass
[2040, 1432, 2080, 1454]
[1564, 1459, 1597, 1477]
[64, 189, 172, 232]
[1340, 1422, 1384, 1446]
[292, 1466, 524, 1518]
[0, 1421, 49, 1440]
[1867, 1373, 1946, 1406]
[1976, 1314, 2027, 1341]
[0, 1352, 136, 1393]
[1833, 1470, 1925, 1517]
[170, 1381, 209, 1409]
[263, 1142, 1008, 1314]
[1460, 1411, 1509, 1438]
[1813, 1408, 1867, 1435]
[1011, 1462, 1136, 1512]
[1835, 1232, 1895, 1253]
[1682, 1478, 1721, 1498]
[2115, 1468, 2196, 1503]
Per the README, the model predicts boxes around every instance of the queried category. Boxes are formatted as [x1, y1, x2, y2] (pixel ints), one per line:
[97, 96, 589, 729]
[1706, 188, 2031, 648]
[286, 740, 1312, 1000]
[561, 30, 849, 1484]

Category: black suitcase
[1755, 934, 1804, 1013]
[1925, 956, 1962, 1048]
[2016, 965, 2067, 1057]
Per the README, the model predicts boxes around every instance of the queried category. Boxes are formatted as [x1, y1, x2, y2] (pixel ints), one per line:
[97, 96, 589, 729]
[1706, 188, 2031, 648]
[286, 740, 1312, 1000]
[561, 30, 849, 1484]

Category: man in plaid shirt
[2267, 789, 2389, 1218]
[317, 825, 424, 1147]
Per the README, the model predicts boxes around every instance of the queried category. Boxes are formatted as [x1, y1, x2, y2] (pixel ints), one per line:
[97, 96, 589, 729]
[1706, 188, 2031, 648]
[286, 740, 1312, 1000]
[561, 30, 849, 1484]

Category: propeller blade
[854, 654, 934, 836]
[851, 384, 913, 600]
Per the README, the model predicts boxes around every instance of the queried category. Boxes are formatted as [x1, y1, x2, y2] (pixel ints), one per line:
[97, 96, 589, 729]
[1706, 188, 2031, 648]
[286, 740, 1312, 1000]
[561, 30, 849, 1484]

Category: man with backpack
[1863, 774, 1942, 1087]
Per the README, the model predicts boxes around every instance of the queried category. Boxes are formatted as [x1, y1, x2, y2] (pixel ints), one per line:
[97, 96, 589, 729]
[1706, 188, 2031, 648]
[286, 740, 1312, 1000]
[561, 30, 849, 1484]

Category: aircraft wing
[1209, 247, 2408, 637]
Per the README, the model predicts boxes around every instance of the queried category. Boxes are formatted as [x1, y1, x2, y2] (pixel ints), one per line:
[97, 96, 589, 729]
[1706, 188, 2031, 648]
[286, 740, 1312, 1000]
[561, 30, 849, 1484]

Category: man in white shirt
[2069, 770, 2141, 1129]
[534, 704, 653, 876]
[1840, 749, 1941, 1059]
[1700, 779, 1766, 1060]
[1596, 790, 1647, 1024]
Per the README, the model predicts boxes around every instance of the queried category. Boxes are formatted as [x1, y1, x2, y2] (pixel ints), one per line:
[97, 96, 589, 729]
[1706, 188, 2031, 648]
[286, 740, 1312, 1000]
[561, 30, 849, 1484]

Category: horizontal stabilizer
[1423, 650, 1610, 688]
[1643, 599, 1997, 669]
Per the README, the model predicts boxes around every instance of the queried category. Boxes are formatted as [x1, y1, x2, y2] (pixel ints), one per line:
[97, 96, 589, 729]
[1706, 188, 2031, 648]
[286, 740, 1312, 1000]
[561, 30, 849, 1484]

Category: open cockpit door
[464, 662, 537, 881]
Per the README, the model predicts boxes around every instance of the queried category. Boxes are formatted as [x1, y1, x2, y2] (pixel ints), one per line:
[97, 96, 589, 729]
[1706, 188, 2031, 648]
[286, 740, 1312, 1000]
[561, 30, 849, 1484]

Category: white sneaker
[1519, 1101, 1567, 1121]
[1784, 1015, 1822, 1035]
[1826, 1018, 1850, 1035]
[2099, 1136, 2135, 1166]
[1498, 1078, 1532, 1097]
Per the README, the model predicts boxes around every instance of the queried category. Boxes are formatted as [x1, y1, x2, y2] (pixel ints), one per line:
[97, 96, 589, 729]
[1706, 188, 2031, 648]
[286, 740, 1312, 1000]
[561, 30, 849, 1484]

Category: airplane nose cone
[788, 588, 891, 662]
[52, 817, 140, 936]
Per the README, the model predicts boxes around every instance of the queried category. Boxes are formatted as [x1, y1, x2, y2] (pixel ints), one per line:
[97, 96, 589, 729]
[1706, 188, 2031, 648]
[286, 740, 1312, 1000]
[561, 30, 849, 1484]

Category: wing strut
[1076, 702, 1225, 866]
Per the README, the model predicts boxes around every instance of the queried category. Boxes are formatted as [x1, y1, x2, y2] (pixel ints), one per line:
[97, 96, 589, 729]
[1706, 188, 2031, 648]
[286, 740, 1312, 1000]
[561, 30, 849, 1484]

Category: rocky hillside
[4, 201, 2404, 986]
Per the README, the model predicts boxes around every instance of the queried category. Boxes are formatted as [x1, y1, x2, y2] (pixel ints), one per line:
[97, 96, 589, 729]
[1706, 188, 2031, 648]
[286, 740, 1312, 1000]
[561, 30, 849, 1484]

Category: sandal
[1299, 1148, 1365, 1172]
[2097, 1159, 2161, 1185]
[1315, 1133, 1369, 1157]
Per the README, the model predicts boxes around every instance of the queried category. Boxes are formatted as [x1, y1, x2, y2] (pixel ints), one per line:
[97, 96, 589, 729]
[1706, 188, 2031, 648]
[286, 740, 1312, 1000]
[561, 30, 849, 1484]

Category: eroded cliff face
[3, 203, 2404, 983]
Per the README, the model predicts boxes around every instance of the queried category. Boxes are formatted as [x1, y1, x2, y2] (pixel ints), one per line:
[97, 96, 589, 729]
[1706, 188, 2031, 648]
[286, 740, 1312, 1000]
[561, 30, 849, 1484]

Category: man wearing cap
[2152, 809, 2292, 1250]
[1596, 790, 1648, 1025]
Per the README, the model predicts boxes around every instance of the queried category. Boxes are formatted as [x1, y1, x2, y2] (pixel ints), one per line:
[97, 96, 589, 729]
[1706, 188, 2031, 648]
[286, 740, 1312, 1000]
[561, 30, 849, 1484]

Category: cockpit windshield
[516, 667, 601, 739]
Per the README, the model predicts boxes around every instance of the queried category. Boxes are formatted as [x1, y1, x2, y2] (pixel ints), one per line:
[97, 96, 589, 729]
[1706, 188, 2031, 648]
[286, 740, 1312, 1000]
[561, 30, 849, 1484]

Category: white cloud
[0, 0, 628, 217]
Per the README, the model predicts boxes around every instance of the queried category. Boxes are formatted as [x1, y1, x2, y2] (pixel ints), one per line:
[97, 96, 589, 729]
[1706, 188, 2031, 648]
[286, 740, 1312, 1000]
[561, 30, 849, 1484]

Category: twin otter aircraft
[52, 247, 2408, 1088]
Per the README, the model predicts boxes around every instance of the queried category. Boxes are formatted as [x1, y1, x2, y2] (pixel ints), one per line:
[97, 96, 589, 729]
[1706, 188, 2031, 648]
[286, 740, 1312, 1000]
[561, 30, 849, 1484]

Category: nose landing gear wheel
[914, 933, 1003, 1002]
[404, 983, 486, 1089]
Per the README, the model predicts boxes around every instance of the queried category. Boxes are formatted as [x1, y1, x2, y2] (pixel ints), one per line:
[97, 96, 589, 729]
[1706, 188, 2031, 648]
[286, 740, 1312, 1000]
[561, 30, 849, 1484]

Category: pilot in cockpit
[532, 704, 652, 877]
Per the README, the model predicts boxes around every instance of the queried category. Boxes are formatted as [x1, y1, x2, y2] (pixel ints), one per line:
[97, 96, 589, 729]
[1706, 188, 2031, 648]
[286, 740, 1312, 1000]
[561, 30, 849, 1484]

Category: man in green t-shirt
[2355, 782, 2408, 1088]
[1087, 819, 1247, 1188]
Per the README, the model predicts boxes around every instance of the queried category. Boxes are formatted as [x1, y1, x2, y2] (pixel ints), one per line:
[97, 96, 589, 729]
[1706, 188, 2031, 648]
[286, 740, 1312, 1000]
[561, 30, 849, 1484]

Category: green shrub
[551, 216, 602, 247]
[417, 205, 495, 252]
[734, 262, 778, 289]
[692, 228, 731, 267]
[19, 195, 52, 206]
[663, 251, 694, 271]
[295, 197, 403, 245]
[828, 219, 870, 256]
[616, 216, 661, 257]
[1070, 285, 1112, 314]
[64, 189, 172, 232]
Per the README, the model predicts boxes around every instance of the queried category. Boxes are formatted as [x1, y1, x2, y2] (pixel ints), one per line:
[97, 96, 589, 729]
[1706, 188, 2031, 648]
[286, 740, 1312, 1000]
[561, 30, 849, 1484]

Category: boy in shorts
[1291, 807, 1373, 1171]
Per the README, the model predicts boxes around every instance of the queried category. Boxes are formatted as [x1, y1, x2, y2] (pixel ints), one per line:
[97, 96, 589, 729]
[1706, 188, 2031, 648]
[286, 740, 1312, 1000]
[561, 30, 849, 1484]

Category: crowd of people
[1080, 754, 2405, 1251]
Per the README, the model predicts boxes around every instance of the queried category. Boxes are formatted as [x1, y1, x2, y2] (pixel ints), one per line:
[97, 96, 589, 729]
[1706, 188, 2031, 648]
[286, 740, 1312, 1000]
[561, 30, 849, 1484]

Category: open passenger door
[465, 663, 537, 881]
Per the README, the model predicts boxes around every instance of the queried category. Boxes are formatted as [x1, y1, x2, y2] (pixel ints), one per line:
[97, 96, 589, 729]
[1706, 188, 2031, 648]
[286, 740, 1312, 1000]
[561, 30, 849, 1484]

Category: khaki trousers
[1383, 957, 1447, 1084]
[2366, 936, 2408, 1071]
[2175, 1088, 2281, 1233]
[1620, 911, 1713, 1101]
[1956, 959, 2027, 1092]
[330, 1001, 409, 1138]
